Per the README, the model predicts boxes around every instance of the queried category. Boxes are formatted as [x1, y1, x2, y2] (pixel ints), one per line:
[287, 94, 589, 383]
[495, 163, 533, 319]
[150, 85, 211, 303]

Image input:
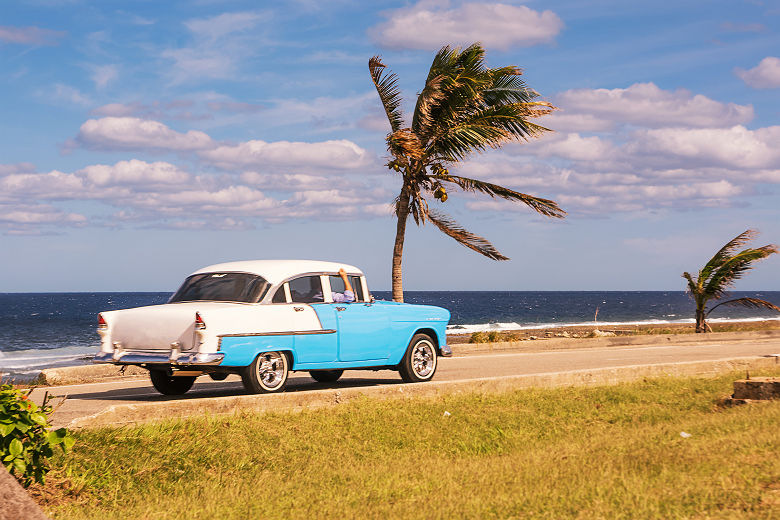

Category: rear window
[169, 272, 269, 303]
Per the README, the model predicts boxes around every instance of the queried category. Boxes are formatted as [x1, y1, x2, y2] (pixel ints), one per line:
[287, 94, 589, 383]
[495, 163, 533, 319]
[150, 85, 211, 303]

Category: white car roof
[190, 260, 363, 285]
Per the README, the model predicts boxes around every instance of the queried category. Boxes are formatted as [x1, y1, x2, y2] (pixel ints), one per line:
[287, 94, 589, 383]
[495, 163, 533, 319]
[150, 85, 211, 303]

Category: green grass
[41, 372, 780, 519]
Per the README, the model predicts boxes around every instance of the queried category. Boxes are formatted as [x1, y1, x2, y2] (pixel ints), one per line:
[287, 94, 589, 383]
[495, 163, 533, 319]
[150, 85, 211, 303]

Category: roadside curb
[67, 355, 780, 429]
[39, 365, 147, 385]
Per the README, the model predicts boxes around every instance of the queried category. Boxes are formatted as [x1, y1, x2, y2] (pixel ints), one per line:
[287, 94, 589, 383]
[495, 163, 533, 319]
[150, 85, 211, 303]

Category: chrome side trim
[217, 329, 336, 339]
[94, 351, 225, 366]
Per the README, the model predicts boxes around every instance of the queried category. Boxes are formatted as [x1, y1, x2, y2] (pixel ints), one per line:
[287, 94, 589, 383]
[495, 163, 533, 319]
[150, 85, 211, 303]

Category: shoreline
[447, 318, 780, 344]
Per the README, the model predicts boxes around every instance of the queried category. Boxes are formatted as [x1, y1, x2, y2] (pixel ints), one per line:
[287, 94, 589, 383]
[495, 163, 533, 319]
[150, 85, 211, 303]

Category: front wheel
[149, 370, 196, 395]
[398, 334, 438, 383]
[242, 351, 289, 393]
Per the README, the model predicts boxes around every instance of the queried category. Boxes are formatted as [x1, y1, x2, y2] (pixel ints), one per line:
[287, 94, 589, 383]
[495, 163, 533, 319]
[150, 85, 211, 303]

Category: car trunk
[103, 302, 207, 351]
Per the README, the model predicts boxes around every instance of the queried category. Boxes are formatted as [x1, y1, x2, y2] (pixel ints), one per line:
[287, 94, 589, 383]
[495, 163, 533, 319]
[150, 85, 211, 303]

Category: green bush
[469, 331, 488, 343]
[469, 331, 503, 343]
[1, 384, 74, 487]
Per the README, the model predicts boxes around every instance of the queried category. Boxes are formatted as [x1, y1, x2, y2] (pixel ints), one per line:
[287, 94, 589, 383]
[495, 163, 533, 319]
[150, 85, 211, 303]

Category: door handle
[293, 307, 304, 312]
[335, 306, 346, 311]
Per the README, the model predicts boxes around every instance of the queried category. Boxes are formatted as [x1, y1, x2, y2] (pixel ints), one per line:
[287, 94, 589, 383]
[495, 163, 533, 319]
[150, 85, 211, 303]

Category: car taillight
[97, 313, 107, 330]
[195, 312, 206, 330]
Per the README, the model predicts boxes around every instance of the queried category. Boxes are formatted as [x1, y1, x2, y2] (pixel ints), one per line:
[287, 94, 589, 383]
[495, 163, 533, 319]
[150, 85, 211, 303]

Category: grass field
[36, 372, 780, 519]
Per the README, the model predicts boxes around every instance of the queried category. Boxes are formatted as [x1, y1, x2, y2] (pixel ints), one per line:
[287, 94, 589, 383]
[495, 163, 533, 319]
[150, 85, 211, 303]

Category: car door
[326, 274, 391, 362]
[285, 276, 338, 364]
[332, 302, 391, 362]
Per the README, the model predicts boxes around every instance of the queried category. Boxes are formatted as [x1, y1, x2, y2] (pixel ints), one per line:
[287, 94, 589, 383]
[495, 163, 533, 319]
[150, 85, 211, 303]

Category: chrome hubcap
[411, 341, 435, 377]
[257, 352, 285, 389]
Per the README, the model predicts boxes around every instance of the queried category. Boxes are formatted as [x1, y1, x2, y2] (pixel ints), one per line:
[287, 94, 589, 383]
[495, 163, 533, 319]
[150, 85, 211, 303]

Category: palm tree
[369, 43, 565, 302]
[682, 230, 779, 333]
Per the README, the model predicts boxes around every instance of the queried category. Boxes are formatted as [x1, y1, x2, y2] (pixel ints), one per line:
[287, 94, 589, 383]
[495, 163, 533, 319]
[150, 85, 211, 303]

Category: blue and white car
[94, 260, 451, 395]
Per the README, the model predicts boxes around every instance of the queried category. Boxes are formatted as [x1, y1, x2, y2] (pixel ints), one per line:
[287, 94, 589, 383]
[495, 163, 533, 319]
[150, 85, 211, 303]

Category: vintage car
[94, 260, 451, 395]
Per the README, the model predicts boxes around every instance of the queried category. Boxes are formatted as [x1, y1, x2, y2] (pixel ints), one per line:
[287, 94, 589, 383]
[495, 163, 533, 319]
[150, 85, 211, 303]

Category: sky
[1, 0, 779, 292]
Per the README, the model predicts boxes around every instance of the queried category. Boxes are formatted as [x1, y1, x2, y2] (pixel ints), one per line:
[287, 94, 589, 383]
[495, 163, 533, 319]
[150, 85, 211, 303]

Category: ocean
[1, 291, 779, 379]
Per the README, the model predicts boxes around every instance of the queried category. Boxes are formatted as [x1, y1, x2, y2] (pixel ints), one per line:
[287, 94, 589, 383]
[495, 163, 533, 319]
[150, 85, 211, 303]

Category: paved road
[31, 337, 780, 427]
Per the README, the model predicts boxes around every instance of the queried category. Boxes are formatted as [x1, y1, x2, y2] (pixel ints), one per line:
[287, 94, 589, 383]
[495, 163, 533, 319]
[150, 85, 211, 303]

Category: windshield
[169, 272, 269, 303]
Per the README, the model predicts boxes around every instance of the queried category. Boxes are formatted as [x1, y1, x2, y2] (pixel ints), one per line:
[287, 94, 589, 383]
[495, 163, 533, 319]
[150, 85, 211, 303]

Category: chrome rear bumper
[94, 351, 225, 366]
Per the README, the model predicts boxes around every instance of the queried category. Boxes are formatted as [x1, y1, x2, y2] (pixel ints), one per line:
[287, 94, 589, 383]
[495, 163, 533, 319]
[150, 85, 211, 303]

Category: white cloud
[184, 11, 266, 41]
[0, 209, 85, 225]
[0, 157, 391, 233]
[0, 203, 86, 229]
[0, 163, 36, 176]
[0, 25, 65, 45]
[736, 56, 780, 89]
[371, 1, 563, 51]
[90, 64, 118, 89]
[554, 83, 753, 131]
[163, 11, 269, 83]
[200, 139, 370, 170]
[241, 172, 333, 191]
[131, 186, 280, 216]
[49, 83, 92, 107]
[78, 160, 190, 187]
[262, 93, 376, 131]
[542, 112, 614, 133]
[161, 48, 236, 82]
[528, 133, 616, 162]
[77, 117, 214, 151]
[90, 96, 264, 128]
[91, 103, 142, 117]
[627, 126, 780, 170]
[0, 170, 88, 200]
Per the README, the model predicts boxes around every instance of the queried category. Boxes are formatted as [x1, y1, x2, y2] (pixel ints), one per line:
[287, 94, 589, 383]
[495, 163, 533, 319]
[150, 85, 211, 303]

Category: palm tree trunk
[391, 186, 411, 303]
[695, 308, 708, 333]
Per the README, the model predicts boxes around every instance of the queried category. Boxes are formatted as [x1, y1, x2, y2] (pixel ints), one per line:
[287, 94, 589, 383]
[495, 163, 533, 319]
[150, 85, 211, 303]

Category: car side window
[329, 275, 346, 293]
[328, 274, 363, 302]
[288, 275, 323, 303]
[350, 275, 364, 301]
[271, 286, 287, 303]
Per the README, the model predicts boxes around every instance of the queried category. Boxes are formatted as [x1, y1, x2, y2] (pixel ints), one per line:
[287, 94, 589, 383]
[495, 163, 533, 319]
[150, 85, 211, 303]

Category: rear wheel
[242, 351, 289, 393]
[398, 334, 438, 383]
[149, 370, 196, 395]
[309, 369, 343, 383]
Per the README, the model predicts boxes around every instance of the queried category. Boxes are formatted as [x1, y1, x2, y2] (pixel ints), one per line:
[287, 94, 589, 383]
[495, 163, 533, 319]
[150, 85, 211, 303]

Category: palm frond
[424, 101, 554, 162]
[682, 271, 700, 295]
[700, 229, 757, 282]
[428, 124, 510, 160]
[704, 245, 779, 298]
[369, 56, 404, 132]
[707, 297, 780, 316]
[427, 209, 509, 260]
[412, 45, 494, 143]
[411, 73, 449, 138]
[441, 175, 566, 218]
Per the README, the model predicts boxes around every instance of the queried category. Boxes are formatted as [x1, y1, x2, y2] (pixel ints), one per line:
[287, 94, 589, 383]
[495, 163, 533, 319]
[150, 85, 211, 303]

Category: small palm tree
[369, 43, 565, 302]
[683, 230, 779, 333]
